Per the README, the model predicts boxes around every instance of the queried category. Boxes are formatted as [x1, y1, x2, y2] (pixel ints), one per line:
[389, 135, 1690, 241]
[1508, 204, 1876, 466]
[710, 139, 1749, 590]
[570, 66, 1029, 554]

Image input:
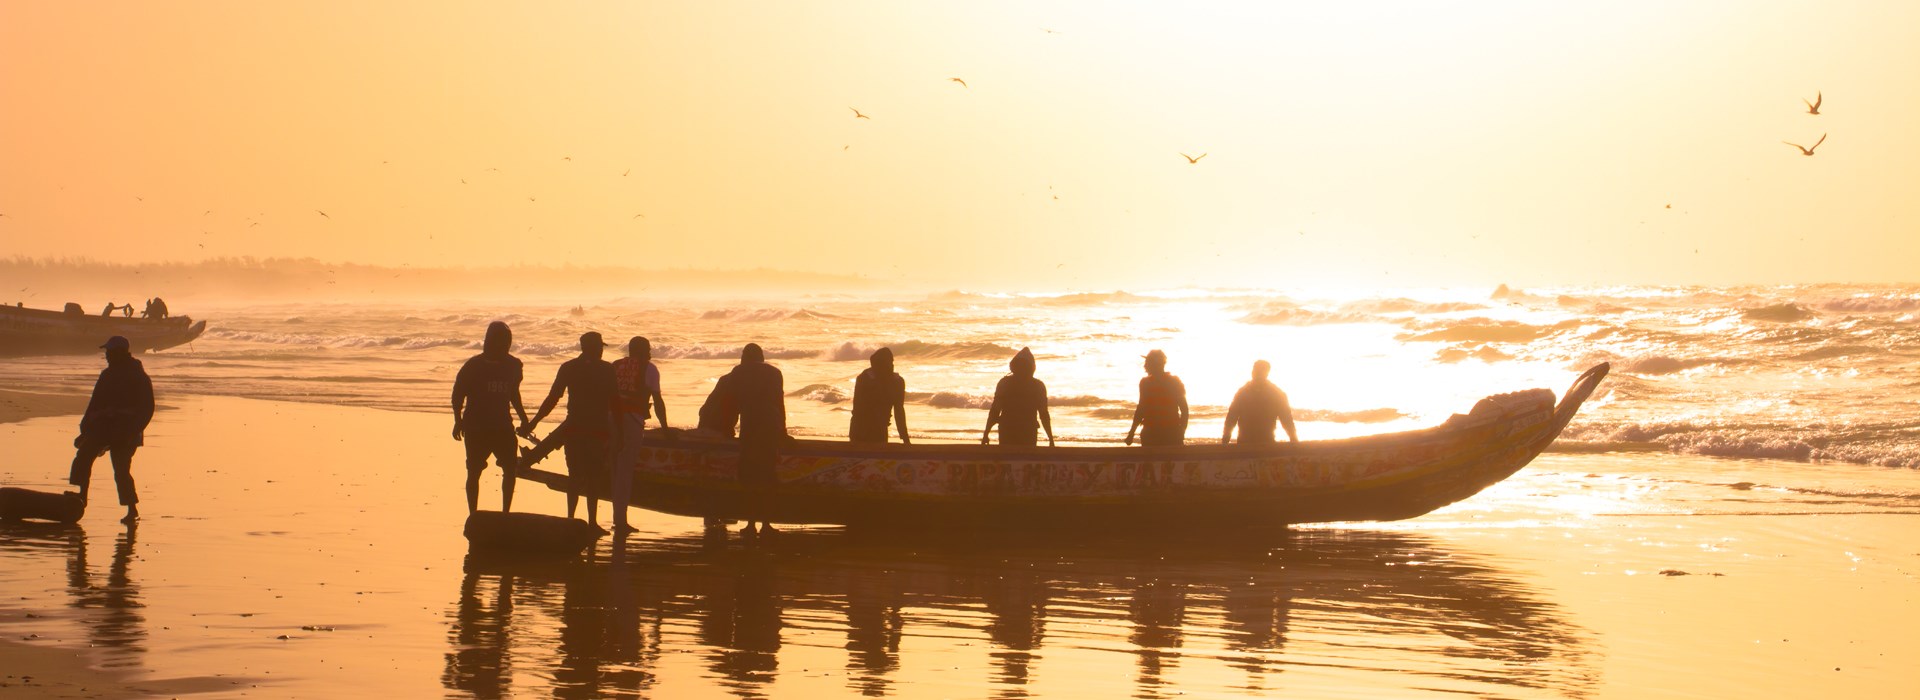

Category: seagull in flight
[316, 210, 329, 219]
[1783, 133, 1826, 156]
[950, 78, 967, 88]
[1803, 91, 1822, 115]
[851, 107, 870, 119]
[622, 169, 630, 176]
[1181, 152, 1207, 164]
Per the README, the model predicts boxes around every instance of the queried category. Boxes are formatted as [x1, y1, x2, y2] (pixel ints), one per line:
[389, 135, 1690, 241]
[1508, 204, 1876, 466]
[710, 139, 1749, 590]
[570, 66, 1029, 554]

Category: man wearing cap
[609, 336, 669, 535]
[70, 336, 155, 524]
[1125, 349, 1189, 447]
[522, 332, 617, 524]
[849, 347, 910, 444]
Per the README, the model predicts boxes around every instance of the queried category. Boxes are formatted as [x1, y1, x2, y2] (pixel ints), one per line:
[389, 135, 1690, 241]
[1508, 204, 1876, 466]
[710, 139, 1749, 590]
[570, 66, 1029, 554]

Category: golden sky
[3, 2, 1916, 289]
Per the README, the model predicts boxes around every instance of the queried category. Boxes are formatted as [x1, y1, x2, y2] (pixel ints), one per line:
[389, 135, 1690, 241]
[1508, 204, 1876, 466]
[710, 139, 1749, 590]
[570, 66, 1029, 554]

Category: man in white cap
[70, 335, 155, 524]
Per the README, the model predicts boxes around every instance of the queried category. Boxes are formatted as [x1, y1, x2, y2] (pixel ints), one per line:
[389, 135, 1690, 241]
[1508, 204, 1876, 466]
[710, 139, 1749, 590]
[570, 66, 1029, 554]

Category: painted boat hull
[524, 364, 1610, 529]
[0, 305, 206, 357]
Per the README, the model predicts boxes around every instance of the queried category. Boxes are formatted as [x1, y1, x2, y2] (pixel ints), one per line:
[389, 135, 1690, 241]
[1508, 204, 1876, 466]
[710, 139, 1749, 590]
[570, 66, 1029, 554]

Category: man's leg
[494, 432, 517, 513]
[582, 434, 607, 526]
[562, 439, 582, 519]
[109, 444, 138, 523]
[464, 437, 489, 513]
[611, 418, 641, 533]
[69, 436, 106, 504]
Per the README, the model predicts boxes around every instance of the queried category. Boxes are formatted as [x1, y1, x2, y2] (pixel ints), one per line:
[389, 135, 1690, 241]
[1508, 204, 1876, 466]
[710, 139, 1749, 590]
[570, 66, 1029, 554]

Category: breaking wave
[698, 308, 839, 323]
[1562, 421, 1920, 469]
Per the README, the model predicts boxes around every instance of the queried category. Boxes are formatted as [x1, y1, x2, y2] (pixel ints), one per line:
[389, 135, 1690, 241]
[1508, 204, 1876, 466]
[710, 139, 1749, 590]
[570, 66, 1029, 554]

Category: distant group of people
[448, 320, 1300, 538]
[91, 297, 167, 319]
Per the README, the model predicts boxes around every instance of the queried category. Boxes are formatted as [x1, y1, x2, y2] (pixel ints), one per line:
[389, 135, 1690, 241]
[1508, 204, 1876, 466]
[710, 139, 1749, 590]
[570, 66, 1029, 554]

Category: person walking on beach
[726, 343, 786, 539]
[609, 336, 668, 535]
[982, 347, 1054, 447]
[1124, 349, 1189, 447]
[451, 321, 527, 514]
[522, 332, 617, 525]
[1222, 360, 1298, 445]
[70, 335, 154, 524]
[849, 347, 910, 444]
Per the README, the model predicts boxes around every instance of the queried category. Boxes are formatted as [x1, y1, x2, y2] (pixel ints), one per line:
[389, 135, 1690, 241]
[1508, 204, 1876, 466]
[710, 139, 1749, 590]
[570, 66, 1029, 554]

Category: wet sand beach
[3, 395, 1916, 698]
[0, 389, 90, 426]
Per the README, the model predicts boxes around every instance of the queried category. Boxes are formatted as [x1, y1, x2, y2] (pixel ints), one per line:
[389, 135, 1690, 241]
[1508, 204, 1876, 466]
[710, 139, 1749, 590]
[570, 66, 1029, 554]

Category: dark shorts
[998, 423, 1038, 447]
[564, 431, 610, 496]
[463, 429, 517, 472]
[738, 439, 779, 485]
[1140, 424, 1185, 447]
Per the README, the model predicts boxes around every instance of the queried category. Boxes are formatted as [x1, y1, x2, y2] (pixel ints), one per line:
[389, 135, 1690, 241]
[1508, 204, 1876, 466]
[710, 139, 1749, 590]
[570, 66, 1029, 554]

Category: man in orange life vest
[609, 336, 668, 535]
[1124, 349, 1189, 446]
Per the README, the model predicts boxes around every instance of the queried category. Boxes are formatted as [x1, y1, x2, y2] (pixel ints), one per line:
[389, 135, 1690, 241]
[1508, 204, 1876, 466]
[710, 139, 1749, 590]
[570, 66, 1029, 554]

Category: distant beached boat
[523, 364, 1611, 530]
[0, 303, 207, 357]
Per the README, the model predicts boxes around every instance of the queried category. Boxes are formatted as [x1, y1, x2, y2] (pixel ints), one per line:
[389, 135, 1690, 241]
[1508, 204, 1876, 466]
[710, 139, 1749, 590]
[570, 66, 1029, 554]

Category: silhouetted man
[849, 347, 910, 444]
[610, 336, 669, 535]
[151, 297, 168, 319]
[1125, 349, 1189, 447]
[982, 347, 1054, 447]
[71, 336, 154, 524]
[452, 321, 527, 513]
[726, 343, 785, 538]
[524, 332, 617, 524]
[1223, 360, 1298, 445]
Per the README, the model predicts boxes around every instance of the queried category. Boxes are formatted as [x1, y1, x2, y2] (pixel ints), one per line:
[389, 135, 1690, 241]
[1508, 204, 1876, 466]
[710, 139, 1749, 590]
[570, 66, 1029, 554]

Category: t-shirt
[850, 368, 905, 440]
[727, 362, 786, 442]
[1229, 380, 1289, 443]
[611, 358, 660, 418]
[1137, 373, 1186, 428]
[453, 353, 523, 432]
[551, 356, 616, 432]
[993, 375, 1048, 430]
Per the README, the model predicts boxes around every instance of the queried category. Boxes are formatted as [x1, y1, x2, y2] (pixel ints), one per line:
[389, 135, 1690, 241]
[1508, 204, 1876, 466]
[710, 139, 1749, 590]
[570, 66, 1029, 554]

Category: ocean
[4, 284, 1916, 466]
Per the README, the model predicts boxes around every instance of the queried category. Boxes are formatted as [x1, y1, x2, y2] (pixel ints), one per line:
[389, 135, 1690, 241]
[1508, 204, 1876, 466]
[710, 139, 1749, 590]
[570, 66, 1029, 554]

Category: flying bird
[316, 210, 329, 219]
[1181, 152, 1207, 164]
[950, 77, 967, 88]
[851, 107, 870, 119]
[633, 213, 645, 219]
[1803, 91, 1821, 115]
[460, 178, 467, 184]
[1782, 133, 1826, 156]
[563, 156, 572, 161]
[622, 169, 630, 176]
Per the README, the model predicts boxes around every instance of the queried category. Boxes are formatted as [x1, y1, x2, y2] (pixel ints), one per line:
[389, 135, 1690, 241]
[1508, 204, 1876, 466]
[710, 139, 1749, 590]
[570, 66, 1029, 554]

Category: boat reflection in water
[442, 529, 1595, 698]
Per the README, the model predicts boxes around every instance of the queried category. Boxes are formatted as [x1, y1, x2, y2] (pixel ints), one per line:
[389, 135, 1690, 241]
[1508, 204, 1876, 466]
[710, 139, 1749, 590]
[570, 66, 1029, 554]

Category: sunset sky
[3, 2, 1916, 290]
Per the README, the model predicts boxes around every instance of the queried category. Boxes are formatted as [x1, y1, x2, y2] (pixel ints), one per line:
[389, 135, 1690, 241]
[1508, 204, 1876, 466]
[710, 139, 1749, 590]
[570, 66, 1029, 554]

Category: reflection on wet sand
[66, 524, 147, 666]
[441, 529, 1595, 699]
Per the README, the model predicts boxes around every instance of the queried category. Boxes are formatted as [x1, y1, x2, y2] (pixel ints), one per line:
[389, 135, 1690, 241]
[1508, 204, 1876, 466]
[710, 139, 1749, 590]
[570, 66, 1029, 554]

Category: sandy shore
[0, 394, 1916, 698]
[0, 388, 90, 425]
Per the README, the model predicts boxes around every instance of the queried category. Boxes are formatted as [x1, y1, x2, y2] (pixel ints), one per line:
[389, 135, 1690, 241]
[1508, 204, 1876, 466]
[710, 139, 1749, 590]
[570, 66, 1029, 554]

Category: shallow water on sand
[4, 396, 1918, 698]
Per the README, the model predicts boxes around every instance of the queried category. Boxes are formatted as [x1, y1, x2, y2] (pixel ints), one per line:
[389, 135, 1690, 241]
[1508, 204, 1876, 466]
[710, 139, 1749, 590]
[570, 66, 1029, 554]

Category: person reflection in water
[849, 347, 910, 444]
[71, 335, 154, 524]
[982, 347, 1054, 447]
[1222, 360, 1298, 445]
[452, 321, 527, 514]
[610, 336, 668, 536]
[726, 343, 786, 539]
[523, 332, 617, 524]
[1125, 349, 1189, 447]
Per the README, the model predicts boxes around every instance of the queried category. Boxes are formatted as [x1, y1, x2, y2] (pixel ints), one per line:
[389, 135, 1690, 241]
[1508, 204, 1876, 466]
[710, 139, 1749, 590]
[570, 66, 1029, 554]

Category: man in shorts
[523, 332, 617, 524]
[452, 321, 528, 513]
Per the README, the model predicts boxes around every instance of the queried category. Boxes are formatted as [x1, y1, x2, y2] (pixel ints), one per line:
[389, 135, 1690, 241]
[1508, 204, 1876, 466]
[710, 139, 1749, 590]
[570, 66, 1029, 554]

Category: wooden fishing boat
[0, 303, 206, 357]
[523, 363, 1609, 529]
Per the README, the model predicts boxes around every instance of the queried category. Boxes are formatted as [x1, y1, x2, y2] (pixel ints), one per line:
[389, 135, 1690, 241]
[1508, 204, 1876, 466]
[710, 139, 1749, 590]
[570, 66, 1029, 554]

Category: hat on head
[100, 336, 131, 352]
